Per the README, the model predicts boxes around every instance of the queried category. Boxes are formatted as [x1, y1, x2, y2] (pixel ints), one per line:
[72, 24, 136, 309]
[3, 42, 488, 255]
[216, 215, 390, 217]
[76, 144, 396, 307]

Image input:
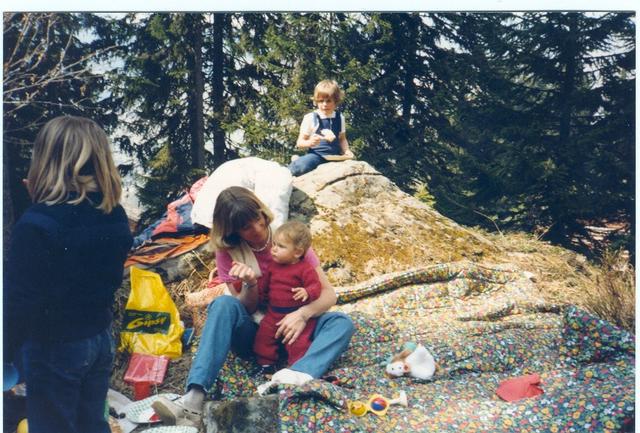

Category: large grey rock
[203, 395, 278, 433]
[289, 160, 497, 284]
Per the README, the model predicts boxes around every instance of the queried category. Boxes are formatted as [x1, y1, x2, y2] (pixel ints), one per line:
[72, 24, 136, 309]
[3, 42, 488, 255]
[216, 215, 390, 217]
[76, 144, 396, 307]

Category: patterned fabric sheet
[212, 262, 635, 432]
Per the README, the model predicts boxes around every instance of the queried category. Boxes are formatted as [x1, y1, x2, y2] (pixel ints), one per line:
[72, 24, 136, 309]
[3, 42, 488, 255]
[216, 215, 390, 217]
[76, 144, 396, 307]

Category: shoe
[151, 396, 202, 427]
[258, 365, 276, 377]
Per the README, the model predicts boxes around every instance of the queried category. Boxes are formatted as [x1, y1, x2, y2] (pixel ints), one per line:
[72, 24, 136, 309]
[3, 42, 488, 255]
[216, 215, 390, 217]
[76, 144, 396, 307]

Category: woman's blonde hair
[313, 79, 344, 105]
[27, 116, 122, 213]
[210, 186, 274, 251]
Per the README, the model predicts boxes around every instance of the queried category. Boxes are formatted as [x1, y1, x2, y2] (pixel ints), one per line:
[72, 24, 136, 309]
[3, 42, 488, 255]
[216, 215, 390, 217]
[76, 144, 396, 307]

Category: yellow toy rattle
[348, 390, 408, 417]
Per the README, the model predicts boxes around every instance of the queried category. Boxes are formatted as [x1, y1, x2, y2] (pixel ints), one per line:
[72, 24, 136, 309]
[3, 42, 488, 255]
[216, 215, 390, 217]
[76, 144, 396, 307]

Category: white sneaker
[151, 396, 202, 427]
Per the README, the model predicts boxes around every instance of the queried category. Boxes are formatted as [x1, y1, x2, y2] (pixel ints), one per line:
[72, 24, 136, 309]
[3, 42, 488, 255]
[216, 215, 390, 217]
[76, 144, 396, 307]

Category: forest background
[3, 12, 635, 262]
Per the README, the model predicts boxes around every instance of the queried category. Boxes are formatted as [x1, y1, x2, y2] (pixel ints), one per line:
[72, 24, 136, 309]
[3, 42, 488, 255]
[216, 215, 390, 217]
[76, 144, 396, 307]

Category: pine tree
[3, 13, 115, 251]
[231, 13, 347, 165]
[445, 12, 635, 249]
[108, 13, 210, 220]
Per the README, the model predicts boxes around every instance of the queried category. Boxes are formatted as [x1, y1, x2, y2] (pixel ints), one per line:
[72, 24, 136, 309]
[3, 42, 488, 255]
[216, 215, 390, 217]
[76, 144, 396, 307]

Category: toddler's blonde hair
[274, 220, 312, 257]
[27, 116, 122, 213]
[313, 79, 344, 105]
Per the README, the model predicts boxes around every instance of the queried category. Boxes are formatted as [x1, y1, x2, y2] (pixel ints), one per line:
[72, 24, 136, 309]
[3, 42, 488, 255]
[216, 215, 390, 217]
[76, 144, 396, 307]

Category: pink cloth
[496, 373, 544, 402]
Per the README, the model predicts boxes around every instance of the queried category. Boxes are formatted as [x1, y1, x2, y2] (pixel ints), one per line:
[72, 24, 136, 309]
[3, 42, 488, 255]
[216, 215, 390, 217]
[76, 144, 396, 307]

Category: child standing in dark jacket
[3, 116, 133, 433]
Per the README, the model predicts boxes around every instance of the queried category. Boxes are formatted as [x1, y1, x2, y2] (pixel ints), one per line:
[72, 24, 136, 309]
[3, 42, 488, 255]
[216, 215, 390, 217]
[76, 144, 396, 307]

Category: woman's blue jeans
[21, 329, 113, 433]
[187, 295, 354, 392]
[288, 153, 327, 176]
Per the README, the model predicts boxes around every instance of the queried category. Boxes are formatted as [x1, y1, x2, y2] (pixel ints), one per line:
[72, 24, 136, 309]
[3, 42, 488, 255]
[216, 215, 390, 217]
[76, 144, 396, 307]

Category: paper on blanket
[107, 389, 137, 433]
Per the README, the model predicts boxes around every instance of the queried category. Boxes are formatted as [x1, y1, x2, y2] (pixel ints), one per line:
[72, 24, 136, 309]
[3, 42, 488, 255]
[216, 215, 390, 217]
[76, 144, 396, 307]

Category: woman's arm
[296, 115, 321, 149]
[276, 265, 337, 345]
[338, 132, 351, 155]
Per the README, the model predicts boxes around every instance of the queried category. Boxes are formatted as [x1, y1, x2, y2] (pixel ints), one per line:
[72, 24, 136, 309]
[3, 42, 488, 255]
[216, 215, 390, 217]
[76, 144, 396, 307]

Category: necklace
[248, 226, 271, 252]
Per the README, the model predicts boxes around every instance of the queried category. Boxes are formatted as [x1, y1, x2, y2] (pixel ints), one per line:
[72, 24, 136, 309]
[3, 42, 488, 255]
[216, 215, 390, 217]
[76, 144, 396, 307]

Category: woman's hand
[229, 261, 257, 285]
[229, 261, 259, 312]
[276, 308, 310, 345]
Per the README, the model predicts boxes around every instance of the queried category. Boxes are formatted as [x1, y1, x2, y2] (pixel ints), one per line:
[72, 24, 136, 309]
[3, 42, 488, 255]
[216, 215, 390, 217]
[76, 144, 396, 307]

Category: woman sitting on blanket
[152, 186, 355, 427]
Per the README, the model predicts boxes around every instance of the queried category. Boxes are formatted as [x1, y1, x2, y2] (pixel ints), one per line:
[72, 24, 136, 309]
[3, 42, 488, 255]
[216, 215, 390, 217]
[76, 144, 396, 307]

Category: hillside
[110, 160, 634, 432]
[290, 160, 632, 324]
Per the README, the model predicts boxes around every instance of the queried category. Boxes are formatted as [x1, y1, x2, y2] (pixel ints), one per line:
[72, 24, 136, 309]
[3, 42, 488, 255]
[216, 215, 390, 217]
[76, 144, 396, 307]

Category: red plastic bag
[124, 353, 169, 400]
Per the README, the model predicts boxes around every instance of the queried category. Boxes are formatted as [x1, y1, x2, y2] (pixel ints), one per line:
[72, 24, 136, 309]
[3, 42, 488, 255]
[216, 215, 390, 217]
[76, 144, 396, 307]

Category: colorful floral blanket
[213, 263, 635, 432]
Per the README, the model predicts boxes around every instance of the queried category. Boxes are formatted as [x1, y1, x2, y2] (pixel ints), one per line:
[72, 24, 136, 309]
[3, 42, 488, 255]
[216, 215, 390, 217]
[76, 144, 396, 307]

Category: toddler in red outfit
[253, 221, 321, 367]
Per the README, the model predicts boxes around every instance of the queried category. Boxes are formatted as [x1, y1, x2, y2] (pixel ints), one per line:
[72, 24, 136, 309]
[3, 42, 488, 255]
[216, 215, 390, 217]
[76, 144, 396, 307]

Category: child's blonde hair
[210, 186, 274, 251]
[313, 79, 344, 105]
[274, 220, 312, 257]
[27, 116, 122, 213]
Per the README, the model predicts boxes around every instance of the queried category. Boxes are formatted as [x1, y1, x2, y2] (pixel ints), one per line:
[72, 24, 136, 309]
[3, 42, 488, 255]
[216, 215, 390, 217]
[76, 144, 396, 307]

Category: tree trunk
[401, 15, 418, 125]
[558, 15, 577, 153]
[551, 14, 579, 234]
[190, 14, 205, 170]
[211, 13, 226, 168]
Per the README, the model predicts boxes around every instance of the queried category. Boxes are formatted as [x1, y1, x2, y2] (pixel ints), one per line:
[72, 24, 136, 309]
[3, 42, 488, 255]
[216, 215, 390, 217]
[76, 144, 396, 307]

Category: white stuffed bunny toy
[385, 344, 436, 380]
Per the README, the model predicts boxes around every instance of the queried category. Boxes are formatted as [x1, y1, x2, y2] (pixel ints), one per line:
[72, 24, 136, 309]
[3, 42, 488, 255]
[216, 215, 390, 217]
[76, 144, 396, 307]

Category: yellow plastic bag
[118, 267, 183, 359]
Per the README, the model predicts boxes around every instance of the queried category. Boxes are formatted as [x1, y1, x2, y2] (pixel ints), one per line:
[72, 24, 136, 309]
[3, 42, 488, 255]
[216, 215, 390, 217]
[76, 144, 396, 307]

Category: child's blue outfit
[289, 110, 343, 176]
[4, 194, 133, 433]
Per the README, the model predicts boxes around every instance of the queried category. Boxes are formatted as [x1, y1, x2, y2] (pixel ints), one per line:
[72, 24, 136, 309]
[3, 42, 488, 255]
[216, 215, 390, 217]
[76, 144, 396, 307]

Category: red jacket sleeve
[301, 262, 322, 302]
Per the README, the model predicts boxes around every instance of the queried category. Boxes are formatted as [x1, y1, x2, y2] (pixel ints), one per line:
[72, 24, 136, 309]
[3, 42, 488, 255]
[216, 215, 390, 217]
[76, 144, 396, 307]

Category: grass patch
[493, 233, 635, 332]
[583, 249, 635, 331]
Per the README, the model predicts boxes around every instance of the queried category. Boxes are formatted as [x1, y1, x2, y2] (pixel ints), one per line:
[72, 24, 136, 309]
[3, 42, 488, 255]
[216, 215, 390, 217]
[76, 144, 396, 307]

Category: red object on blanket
[496, 373, 544, 402]
[152, 193, 191, 236]
[124, 353, 170, 399]
[150, 176, 208, 238]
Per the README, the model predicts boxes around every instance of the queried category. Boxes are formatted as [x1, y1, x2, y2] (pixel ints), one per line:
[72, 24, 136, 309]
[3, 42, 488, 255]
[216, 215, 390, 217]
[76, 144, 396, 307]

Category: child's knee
[288, 158, 310, 176]
[288, 160, 304, 176]
[288, 154, 323, 176]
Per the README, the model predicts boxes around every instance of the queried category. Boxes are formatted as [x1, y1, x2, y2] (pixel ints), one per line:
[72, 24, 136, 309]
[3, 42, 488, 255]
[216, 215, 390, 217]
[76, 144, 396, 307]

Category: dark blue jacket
[3, 195, 133, 361]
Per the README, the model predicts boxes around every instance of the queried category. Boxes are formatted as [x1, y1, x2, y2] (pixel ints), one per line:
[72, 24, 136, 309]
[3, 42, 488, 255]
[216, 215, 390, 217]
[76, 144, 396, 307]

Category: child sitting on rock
[288, 79, 353, 176]
[253, 220, 322, 369]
